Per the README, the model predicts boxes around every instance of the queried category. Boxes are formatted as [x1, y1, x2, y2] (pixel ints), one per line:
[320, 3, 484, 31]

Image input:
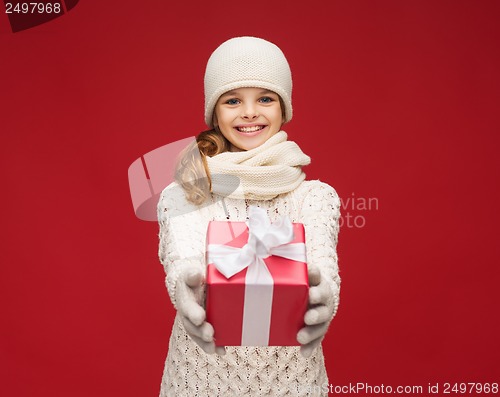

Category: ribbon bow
[207, 206, 306, 279]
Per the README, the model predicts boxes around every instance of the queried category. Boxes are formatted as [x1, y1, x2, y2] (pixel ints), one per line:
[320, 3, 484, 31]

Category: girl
[157, 36, 341, 396]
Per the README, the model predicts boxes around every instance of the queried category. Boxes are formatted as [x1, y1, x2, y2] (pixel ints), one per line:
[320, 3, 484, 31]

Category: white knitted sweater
[157, 180, 341, 397]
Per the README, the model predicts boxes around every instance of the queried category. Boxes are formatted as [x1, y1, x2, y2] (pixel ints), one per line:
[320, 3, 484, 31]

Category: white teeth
[237, 125, 264, 132]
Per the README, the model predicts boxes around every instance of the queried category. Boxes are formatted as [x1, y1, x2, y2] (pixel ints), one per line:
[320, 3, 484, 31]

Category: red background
[1, 1, 499, 396]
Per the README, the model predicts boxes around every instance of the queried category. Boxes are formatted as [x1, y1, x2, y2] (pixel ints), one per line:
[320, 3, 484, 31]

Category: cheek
[216, 109, 233, 125]
[216, 116, 235, 137]
[271, 110, 283, 125]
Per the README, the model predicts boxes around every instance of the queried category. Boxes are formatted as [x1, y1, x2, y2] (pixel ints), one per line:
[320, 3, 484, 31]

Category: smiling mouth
[235, 125, 266, 133]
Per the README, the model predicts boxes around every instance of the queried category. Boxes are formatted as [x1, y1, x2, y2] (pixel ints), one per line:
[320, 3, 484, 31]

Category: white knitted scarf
[206, 131, 311, 200]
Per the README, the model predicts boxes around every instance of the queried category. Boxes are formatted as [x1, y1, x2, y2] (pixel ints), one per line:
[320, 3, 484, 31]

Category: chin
[233, 140, 264, 151]
[230, 131, 278, 151]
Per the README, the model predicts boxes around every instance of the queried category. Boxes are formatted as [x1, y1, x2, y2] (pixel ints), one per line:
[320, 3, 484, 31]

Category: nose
[241, 102, 258, 120]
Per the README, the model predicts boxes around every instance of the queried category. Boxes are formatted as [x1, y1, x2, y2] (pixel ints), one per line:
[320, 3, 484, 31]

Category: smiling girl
[157, 36, 341, 396]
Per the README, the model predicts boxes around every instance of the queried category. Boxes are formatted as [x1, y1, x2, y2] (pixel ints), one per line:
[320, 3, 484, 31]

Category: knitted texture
[157, 180, 341, 397]
[207, 131, 311, 200]
[204, 36, 293, 128]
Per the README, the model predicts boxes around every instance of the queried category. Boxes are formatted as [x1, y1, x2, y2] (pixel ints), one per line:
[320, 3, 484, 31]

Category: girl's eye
[225, 98, 240, 105]
[259, 96, 274, 103]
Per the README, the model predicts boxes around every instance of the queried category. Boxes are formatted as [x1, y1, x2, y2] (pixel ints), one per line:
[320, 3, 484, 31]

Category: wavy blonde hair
[175, 127, 230, 205]
[176, 96, 286, 205]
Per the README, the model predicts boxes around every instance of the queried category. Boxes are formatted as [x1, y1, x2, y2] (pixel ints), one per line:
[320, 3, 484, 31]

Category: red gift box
[205, 209, 309, 346]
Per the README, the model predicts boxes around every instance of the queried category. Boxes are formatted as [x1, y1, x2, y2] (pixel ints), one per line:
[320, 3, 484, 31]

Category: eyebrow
[220, 89, 277, 97]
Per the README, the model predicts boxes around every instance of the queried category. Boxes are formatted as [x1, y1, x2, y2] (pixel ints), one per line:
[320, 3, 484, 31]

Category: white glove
[297, 265, 335, 358]
[175, 265, 226, 355]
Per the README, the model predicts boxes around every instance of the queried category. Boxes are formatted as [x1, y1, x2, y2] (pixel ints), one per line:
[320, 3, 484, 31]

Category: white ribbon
[207, 206, 306, 346]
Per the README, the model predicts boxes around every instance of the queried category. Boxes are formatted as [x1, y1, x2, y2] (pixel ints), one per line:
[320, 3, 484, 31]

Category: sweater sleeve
[157, 184, 206, 310]
[298, 182, 341, 319]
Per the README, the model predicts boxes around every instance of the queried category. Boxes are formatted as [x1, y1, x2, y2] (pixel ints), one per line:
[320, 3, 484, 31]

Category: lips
[235, 125, 266, 133]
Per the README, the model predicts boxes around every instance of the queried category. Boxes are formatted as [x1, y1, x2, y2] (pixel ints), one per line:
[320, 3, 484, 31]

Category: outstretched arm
[157, 187, 225, 355]
[297, 182, 341, 358]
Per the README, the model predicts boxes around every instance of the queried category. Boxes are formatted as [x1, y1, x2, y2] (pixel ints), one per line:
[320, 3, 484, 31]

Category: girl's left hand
[297, 264, 334, 358]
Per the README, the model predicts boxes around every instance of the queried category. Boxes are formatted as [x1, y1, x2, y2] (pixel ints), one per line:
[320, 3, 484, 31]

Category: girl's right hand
[175, 265, 226, 355]
[297, 264, 335, 358]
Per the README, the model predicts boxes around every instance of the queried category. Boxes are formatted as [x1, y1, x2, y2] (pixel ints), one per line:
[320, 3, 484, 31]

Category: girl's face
[214, 87, 283, 152]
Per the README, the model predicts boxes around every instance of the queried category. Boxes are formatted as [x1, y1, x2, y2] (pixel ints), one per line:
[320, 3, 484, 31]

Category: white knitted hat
[204, 36, 293, 128]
